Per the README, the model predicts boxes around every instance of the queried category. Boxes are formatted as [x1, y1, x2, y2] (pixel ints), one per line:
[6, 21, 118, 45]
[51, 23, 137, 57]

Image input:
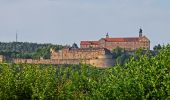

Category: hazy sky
[0, 0, 170, 48]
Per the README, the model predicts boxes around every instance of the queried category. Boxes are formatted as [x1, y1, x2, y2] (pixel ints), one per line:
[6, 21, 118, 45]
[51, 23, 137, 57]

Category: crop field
[0, 45, 169, 99]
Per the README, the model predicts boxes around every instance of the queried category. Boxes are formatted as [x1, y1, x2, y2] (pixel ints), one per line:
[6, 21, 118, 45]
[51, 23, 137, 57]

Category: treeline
[111, 44, 163, 65]
[0, 42, 63, 59]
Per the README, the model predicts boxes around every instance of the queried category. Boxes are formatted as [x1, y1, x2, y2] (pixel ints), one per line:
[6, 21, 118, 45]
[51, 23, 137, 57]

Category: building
[80, 29, 150, 51]
[13, 45, 115, 67]
[50, 46, 115, 67]
[0, 55, 4, 63]
[12, 29, 151, 67]
[80, 41, 99, 48]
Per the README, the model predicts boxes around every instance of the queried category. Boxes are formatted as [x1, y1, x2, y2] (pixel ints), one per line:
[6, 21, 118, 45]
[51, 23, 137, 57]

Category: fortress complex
[13, 29, 150, 67]
[14, 46, 115, 67]
[50, 45, 114, 67]
[80, 29, 150, 51]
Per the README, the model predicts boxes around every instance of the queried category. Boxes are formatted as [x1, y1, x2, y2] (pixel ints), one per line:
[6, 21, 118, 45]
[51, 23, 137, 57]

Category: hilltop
[0, 42, 63, 59]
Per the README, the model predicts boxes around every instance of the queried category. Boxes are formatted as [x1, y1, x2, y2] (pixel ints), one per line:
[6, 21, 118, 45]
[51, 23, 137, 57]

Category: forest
[0, 42, 63, 59]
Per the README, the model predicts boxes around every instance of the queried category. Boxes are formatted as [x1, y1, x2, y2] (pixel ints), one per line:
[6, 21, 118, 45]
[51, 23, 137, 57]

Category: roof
[103, 37, 139, 42]
[71, 43, 79, 49]
[69, 47, 111, 54]
[80, 41, 99, 45]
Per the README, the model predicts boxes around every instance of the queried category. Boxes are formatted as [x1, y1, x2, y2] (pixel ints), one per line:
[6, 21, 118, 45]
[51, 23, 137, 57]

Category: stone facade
[80, 41, 99, 48]
[14, 47, 115, 68]
[51, 48, 110, 60]
[13, 29, 150, 68]
[50, 47, 115, 67]
[98, 36, 150, 51]
[80, 29, 150, 51]
[0, 55, 4, 63]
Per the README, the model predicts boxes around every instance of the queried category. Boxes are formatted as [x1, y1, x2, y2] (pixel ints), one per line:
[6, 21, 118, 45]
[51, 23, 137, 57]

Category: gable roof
[103, 37, 139, 42]
[140, 36, 150, 42]
[80, 41, 99, 45]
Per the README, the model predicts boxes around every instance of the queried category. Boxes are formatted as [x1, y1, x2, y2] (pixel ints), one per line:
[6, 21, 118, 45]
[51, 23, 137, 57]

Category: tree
[112, 47, 124, 58]
[153, 44, 162, 51]
[0, 42, 64, 59]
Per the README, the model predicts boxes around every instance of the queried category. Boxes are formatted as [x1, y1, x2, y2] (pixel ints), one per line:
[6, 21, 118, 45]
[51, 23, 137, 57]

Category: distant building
[80, 29, 150, 51]
[12, 29, 151, 67]
[80, 41, 99, 48]
[50, 47, 115, 67]
[0, 55, 4, 63]
[14, 47, 115, 68]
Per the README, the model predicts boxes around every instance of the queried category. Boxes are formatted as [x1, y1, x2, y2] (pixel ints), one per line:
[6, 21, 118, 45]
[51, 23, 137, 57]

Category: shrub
[0, 45, 169, 99]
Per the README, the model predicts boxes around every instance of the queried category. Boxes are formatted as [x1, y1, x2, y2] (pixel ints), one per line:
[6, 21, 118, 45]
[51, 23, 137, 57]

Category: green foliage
[0, 42, 63, 59]
[112, 47, 125, 58]
[153, 44, 162, 51]
[112, 47, 131, 65]
[0, 45, 169, 99]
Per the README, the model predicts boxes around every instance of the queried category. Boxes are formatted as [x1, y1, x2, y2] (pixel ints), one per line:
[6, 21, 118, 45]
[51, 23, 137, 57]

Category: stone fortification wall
[89, 55, 115, 67]
[13, 59, 81, 65]
[51, 48, 109, 60]
[13, 55, 115, 67]
[13, 47, 115, 67]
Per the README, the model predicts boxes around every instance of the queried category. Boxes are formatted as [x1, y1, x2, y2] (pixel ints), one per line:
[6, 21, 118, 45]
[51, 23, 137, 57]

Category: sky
[0, 0, 170, 49]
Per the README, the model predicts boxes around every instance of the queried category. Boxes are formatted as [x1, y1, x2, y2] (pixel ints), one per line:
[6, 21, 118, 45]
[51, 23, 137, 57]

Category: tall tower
[106, 32, 109, 38]
[139, 28, 143, 37]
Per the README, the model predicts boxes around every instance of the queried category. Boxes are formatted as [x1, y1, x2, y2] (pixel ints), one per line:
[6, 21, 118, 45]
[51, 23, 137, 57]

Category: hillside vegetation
[0, 42, 63, 59]
[0, 45, 169, 99]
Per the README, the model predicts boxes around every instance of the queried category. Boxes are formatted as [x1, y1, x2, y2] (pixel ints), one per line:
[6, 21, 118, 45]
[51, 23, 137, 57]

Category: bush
[0, 45, 169, 99]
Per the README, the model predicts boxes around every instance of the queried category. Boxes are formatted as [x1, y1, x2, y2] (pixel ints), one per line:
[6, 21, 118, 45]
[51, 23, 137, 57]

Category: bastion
[13, 47, 115, 68]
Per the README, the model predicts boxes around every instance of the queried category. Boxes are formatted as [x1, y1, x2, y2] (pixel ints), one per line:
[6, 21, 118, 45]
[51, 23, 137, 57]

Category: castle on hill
[80, 28, 150, 51]
[50, 46, 114, 67]
[4, 29, 150, 67]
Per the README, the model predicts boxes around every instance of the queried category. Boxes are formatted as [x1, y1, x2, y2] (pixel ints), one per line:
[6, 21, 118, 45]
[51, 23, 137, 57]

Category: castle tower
[106, 32, 109, 38]
[139, 28, 143, 37]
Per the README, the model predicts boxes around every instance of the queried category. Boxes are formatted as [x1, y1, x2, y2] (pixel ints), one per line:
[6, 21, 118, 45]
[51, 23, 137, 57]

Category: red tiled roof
[80, 41, 99, 45]
[81, 37, 139, 45]
[104, 37, 139, 42]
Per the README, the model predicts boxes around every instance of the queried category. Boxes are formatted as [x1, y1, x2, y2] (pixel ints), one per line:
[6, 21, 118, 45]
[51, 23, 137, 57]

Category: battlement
[14, 47, 115, 67]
